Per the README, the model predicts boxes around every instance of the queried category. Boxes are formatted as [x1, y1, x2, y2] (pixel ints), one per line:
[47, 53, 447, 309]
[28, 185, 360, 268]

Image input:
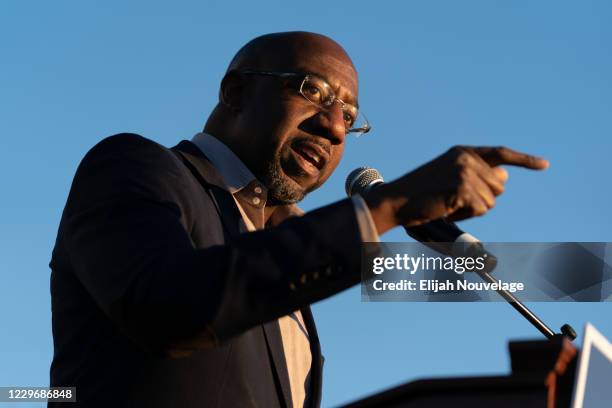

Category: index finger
[470, 146, 549, 169]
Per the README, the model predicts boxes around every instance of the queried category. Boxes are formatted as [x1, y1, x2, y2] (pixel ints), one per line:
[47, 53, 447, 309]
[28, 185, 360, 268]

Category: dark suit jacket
[49, 134, 363, 407]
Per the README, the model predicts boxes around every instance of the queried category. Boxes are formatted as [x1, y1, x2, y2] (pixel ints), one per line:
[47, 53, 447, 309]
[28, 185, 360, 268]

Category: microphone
[345, 167, 497, 270]
[345, 166, 577, 341]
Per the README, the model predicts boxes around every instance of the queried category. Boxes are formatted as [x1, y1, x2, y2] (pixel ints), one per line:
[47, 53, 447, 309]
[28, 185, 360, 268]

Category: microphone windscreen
[345, 167, 384, 197]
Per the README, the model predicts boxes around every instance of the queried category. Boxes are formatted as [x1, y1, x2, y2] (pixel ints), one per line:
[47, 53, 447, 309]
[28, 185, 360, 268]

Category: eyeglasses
[240, 70, 371, 136]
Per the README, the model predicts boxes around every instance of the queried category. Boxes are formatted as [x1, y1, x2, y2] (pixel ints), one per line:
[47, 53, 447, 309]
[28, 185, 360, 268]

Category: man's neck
[264, 204, 281, 226]
[198, 127, 284, 226]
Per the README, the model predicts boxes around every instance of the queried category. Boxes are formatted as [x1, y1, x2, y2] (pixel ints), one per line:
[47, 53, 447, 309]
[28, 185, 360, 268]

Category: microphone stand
[475, 268, 576, 340]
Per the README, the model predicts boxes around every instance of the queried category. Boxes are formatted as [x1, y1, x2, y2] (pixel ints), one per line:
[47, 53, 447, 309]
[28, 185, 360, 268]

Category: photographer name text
[371, 279, 525, 293]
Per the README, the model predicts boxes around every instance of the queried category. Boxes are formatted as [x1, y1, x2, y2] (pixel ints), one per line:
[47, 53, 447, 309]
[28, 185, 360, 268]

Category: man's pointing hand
[363, 145, 549, 234]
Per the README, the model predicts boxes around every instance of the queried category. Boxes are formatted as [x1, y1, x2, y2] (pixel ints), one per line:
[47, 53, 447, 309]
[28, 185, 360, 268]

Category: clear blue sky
[1, 1, 611, 407]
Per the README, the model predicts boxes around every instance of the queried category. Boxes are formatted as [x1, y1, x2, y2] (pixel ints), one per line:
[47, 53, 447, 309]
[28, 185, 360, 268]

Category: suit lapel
[171, 140, 242, 239]
[301, 306, 323, 408]
[262, 321, 294, 408]
[171, 140, 225, 187]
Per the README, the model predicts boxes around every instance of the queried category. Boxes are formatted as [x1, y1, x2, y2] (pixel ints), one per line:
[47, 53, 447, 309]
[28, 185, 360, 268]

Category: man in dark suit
[49, 32, 549, 407]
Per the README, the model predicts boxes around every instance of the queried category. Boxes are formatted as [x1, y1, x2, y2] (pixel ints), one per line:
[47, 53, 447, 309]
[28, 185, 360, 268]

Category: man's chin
[263, 166, 308, 205]
[267, 188, 305, 205]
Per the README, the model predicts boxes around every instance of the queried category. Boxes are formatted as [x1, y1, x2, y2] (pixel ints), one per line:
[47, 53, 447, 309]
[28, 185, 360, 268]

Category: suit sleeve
[59, 134, 364, 355]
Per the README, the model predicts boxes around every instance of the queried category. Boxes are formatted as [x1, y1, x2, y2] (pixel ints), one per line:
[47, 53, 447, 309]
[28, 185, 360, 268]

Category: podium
[342, 336, 578, 408]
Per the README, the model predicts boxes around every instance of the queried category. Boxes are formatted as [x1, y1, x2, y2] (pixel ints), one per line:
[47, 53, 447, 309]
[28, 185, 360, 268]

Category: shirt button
[254, 186, 263, 194]
[252, 197, 261, 205]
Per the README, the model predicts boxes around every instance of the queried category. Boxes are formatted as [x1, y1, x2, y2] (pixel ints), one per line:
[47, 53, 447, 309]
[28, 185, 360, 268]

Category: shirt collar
[190, 132, 257, 194]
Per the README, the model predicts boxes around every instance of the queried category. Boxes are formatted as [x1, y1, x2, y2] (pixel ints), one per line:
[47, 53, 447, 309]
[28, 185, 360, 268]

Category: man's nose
[313, 102, 346, 145]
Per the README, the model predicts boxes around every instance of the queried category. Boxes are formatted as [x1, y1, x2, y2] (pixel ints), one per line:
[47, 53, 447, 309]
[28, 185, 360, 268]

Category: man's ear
[219, 71, 248, 112]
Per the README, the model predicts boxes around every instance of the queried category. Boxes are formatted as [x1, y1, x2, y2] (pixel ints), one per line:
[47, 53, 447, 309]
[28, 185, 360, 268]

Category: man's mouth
[290, 141, 329, 177]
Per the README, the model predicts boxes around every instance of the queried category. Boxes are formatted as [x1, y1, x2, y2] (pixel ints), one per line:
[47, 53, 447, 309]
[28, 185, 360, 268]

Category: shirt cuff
[351, 195, 380, 243]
